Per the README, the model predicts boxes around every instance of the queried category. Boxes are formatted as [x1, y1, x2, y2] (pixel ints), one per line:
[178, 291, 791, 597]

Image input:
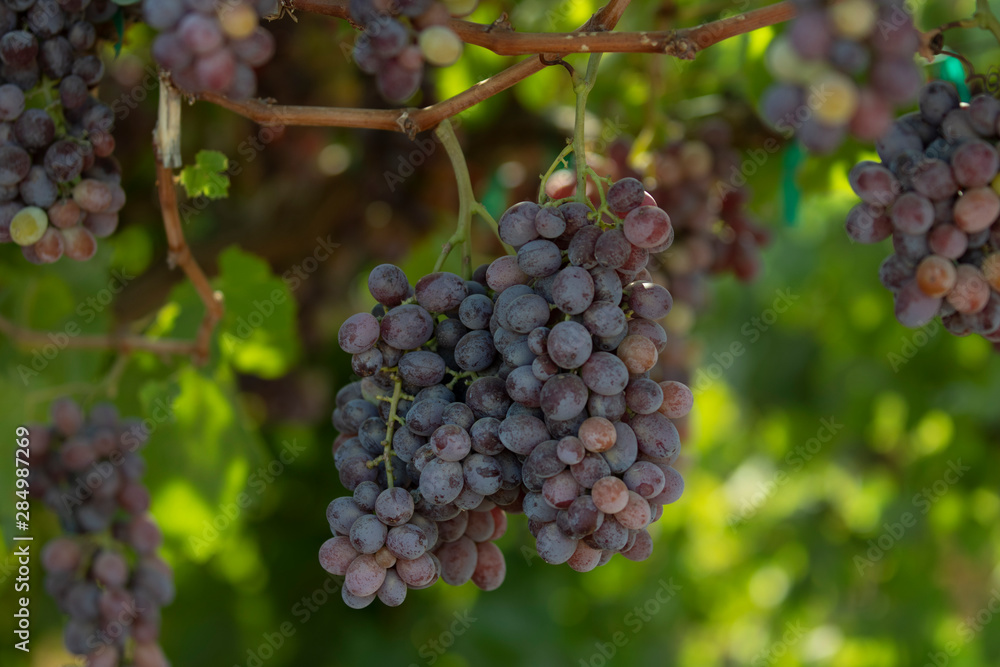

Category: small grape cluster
[761, 0, 922, 152]
[847, 81, 1000, 343]
[0, 0, 126, 263]
[322, 175, 692, 607]
[142, 0, 277, 100]
[349, 0, 474, 102]
[30, 398, 173, 666]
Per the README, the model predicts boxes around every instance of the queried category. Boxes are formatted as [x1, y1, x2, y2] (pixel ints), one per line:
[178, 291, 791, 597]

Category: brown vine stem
[154, 157, 224, 365]
[153, 80, 224, 365]
[203, 0, 800, 134]
[199, 0, 630, 135]
[293, 0, 796, 57]
[0, 315, 201, 356]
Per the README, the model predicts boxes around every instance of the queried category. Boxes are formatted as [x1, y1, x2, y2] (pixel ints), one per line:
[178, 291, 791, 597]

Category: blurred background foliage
[3, 0, 1000, 665]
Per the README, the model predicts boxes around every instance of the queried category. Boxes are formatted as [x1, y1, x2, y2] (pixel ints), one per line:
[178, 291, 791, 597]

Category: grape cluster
[562, 125, 773, 412]
[142, 0, 277, 100]
[0, 0, 126, 263]
[761, 0, 921, 152]
[30, 398, 173, 667]
[847, 82, 1000, 344]
[349, 0, 474, 102]
[322, 177, 692, 606]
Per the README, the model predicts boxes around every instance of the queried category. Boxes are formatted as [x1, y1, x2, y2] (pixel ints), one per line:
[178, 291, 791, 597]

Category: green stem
[473, 201, 514, 256]
[538, 143, 575, 204]
[380, 376, 404, 488]
[975, 0, 1000, 46]
[572, 53, 605, 205]
[472, 201, 497, 228]
[433, 119, 475, 280]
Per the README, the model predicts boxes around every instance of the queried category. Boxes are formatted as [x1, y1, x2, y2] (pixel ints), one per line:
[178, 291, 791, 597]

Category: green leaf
[155, 246, 301, 378]
[179, 150, 231, 200]
[138, 368, 267, 562]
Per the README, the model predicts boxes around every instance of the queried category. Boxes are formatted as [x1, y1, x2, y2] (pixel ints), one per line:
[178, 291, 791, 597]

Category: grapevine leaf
[156, 246, 301, 378]
[179, 150, 231, 200]
[138, 369, 267, 562]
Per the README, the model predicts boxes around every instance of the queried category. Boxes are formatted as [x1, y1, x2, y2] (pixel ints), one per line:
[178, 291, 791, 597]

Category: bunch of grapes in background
[30, 398, 173, 666]
[0, 0, 127, 264]
[847, 81, 1000, 345]
[143, 0, 277, 100]
[350, 0, 474, 102]
[760, 0, 922, 152]
[321, 174, 692, 606]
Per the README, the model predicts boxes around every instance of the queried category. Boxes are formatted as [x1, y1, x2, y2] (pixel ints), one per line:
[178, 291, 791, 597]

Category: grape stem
[380, 376, 404, 489]
[538, 143, 575, 204]
[433, 119, 480, 279]
[974, 0, 1000, 46]
[573, 54, 604, 206]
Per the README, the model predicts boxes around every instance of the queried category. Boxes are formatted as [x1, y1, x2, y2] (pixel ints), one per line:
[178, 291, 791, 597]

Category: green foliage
[180, 150, 232, 201]
[2, 1, 1000, 666]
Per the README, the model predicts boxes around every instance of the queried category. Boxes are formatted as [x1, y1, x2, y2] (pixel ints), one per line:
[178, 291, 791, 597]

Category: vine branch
[202, 0, 803, 134]
[197, 0, 630, 135]
[154, 82, 224, 364]
[292, 0, 795, 57]
[0, 316, 203, 356]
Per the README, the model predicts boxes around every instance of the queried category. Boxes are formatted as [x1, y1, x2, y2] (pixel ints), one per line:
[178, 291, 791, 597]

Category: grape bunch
[349, 0, 474, 102]
[321, 176, 692, 606]
[847, 81, 1000, 344]
[322, 266, 513, 607]
[489, 186, 689, 567]
[760, 0, 922, 153]
[142, 0, 277, 100]
[0, 0, 127, 263]
[30, 398, 173, 667]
